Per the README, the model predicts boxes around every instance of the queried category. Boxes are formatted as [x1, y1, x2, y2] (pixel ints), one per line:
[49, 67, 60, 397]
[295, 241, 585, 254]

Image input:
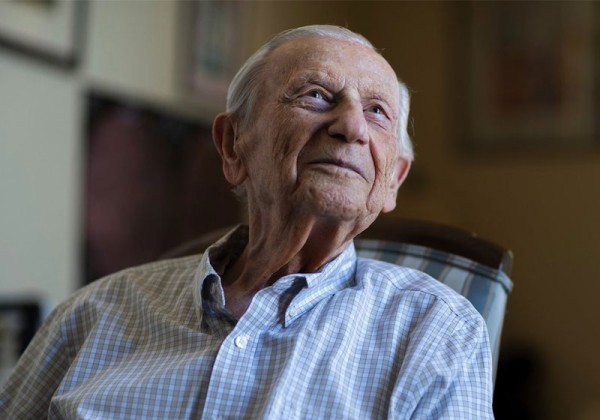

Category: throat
[223, 287, 254, 319]
[217, 219, 361, 317]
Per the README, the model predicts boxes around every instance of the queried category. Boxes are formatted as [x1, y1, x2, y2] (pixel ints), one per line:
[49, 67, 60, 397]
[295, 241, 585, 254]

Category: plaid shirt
[0, 226, 493, 419]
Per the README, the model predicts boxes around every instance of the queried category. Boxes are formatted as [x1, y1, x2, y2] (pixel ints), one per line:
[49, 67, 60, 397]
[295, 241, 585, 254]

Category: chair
[358, 219, 513, 382]
[161, 218, 514, 381]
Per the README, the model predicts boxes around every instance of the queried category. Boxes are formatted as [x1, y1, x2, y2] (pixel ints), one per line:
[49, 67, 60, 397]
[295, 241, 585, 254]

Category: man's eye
[306, 90, 325, 100]
[366, 105, 384, 115]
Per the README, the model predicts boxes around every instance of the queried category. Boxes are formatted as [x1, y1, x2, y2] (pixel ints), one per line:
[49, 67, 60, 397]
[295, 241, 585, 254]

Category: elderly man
[0, 25, 493, 418]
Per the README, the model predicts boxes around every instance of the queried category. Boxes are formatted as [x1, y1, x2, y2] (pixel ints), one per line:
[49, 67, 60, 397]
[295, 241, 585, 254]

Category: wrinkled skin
[213, 36, 411, 316]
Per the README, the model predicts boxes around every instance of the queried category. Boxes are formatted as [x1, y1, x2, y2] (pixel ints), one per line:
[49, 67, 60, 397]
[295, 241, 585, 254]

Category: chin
[301, 185, 369, 222]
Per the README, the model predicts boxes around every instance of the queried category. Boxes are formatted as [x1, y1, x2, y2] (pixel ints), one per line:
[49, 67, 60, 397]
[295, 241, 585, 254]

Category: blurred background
[0, 1, 599, 418]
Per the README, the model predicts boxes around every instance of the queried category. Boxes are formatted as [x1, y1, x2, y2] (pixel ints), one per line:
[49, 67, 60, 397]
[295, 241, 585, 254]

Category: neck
[221, 205, 370, 317]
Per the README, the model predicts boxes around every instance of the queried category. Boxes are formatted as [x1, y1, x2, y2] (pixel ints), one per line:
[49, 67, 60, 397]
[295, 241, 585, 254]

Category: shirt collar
[193, 225, 358, 326]
[193, 225, 246, 321]
[282, 242, 357, 326]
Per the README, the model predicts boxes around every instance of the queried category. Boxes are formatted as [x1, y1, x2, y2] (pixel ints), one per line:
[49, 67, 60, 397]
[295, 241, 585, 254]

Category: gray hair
[226, 24, 414, 161]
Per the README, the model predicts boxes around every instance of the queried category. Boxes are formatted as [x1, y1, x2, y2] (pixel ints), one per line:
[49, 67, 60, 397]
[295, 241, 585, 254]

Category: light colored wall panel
[0, 52, 82, 308]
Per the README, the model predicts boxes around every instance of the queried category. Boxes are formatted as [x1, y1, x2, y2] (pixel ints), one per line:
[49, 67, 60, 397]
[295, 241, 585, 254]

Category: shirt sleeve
[0, 296, 82, 418]
[390, 301, 495, 419]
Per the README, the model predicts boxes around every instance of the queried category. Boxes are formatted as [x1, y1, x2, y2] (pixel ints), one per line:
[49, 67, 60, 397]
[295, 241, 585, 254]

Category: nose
[327, 101, 368, 144]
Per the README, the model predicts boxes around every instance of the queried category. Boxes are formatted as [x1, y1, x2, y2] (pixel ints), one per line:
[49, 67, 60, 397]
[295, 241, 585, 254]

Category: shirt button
[234, 335, 249, 349]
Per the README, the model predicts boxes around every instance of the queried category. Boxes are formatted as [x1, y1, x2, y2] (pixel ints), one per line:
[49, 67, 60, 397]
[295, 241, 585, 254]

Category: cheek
[271, 110, 321, 173]
[273, 117, 298, 163]
[365, 138, 400, 212]
[237, 110, 309, 184]
[369, 137, 399, 186]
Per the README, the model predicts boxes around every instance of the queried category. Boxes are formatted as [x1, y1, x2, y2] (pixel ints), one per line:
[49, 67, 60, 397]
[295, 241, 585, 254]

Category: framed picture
[466, 2, 596, 153]
[179, 0, 253, 115]
[0, 0, 85, 68]
[0, 299, 41, 382]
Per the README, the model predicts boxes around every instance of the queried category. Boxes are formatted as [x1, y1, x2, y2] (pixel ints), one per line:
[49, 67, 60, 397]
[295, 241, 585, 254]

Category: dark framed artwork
[83, 93, 240, 285]
[0, 0, 85, 68]
[465, 1, 596, 153]
[0, 300, 41, 381]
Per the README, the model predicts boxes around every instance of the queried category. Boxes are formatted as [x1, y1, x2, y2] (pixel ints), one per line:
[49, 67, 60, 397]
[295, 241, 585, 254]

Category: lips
[308, 158, 366, 180]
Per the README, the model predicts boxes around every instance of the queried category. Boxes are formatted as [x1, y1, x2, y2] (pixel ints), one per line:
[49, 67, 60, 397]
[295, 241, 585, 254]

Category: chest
[49, 306, 409, 419]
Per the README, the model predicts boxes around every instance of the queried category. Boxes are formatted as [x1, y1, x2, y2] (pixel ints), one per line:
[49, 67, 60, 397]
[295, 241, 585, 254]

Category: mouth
[308, 159, 366, 180]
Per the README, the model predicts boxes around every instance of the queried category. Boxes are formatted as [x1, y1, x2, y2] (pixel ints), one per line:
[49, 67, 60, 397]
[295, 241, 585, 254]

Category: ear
[381, 156, 411, 213]
[212, 112, 247, 186]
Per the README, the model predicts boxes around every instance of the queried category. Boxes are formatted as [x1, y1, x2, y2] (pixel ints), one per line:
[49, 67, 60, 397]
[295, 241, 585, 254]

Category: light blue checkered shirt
[0, 226, 494, 418]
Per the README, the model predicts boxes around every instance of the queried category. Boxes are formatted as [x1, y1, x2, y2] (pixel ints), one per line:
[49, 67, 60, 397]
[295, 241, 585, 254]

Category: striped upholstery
[355, 238, 513, 381]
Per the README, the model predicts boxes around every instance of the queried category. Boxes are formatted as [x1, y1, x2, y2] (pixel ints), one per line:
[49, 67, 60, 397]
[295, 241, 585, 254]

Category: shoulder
[49, 255, 202, 331]
[78, 255, 201, 300]
[0, 255, 203, 416]
[354, 257, 483, 328]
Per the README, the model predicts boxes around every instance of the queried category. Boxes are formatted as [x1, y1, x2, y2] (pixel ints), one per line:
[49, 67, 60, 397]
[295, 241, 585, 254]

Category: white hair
[226, 24, 414, 161]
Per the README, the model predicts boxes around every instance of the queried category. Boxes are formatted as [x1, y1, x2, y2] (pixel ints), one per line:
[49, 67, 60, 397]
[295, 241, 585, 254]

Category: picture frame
[465, 2, 596, 153]
[0, 299, 41, 382]
[0, 0, 85, 69]
[178, 0, 253, 115]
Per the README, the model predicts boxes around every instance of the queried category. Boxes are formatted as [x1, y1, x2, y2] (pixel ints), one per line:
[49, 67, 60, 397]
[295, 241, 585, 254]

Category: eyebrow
[281, 73, 335, 102]
[367, 92, 395, 110]
[287, 73, 336, 91]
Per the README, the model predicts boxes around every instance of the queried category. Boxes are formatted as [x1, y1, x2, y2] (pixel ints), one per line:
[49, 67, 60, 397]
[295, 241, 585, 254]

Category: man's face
[234, 36, 409, 225]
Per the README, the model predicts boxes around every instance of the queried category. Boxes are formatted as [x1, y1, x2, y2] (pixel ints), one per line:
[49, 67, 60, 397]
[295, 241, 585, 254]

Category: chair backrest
[357, 219, 513, 382]
[361, 218, 513, 276]
[161, 219, 513, 381]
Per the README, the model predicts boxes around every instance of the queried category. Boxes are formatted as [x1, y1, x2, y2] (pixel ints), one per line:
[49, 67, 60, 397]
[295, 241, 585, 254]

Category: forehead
[264, 36, 399, 103]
